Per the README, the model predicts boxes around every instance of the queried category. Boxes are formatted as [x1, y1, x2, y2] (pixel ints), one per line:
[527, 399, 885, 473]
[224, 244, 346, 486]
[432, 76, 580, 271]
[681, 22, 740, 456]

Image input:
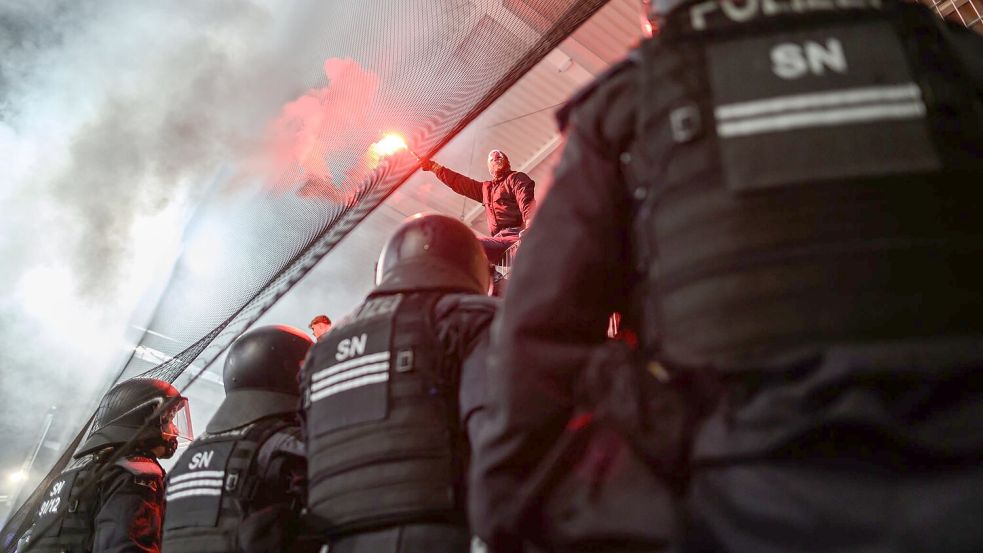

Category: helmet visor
[162, 396, 194, 443]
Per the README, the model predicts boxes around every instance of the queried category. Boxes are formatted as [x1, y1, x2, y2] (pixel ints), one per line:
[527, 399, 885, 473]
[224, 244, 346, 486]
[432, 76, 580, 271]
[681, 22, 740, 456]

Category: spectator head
[487, 149, 511, 178]
[309, 314, 332, 339]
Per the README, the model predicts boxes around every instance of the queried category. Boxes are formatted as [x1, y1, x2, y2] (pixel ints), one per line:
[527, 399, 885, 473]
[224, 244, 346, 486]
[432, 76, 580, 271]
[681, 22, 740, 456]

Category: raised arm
[423, 161, 484, 203]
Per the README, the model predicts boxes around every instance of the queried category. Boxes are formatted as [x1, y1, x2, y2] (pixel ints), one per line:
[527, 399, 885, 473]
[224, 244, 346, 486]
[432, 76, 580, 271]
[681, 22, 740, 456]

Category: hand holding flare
[410, 149, 440, 172]
[369, 133, 439, 172]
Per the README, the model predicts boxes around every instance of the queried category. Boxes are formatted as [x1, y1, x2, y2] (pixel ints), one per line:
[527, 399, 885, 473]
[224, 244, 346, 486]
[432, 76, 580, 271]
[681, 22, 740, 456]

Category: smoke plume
[0, 0, 313, 512]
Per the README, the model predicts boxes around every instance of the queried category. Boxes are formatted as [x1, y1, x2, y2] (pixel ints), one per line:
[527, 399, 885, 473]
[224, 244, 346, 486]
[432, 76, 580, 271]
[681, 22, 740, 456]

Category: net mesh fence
[1, 1, 608, 548]
[128, 0, 610, 387]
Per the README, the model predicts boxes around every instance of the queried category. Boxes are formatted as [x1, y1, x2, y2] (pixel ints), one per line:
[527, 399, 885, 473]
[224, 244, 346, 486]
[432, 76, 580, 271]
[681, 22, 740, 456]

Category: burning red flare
[370, 134, 408, 157]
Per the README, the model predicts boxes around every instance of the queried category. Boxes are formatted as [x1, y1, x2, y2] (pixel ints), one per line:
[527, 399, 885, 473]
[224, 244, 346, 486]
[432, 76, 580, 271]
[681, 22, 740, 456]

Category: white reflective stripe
[167, 478, 223, 492]
[166, 488, 222, 501]
[715, 83, 922, 120]
[310, 372, 389, 403]
[310, 362, 388, 393]
[169, 470, 224, 484]
[311, 352, 389, 382]
[717, 102, 926, 138]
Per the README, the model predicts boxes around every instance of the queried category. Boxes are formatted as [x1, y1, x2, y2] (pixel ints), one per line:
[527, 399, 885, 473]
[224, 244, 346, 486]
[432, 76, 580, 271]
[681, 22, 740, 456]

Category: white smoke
[0, 0, 572, 519]
[0, 0, 312, 510]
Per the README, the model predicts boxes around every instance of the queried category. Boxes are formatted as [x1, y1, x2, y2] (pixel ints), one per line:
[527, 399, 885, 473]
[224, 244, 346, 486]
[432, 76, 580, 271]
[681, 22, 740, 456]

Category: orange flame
[370, 133, 408, 157]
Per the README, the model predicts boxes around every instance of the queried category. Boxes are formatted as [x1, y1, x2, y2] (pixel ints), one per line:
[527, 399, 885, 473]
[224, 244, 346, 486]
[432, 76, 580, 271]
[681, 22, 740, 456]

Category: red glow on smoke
[264, 58, 384, 198]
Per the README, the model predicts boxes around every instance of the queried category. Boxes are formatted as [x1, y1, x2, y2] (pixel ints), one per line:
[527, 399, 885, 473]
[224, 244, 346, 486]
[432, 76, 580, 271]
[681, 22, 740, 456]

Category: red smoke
[263, 58, 384, 200]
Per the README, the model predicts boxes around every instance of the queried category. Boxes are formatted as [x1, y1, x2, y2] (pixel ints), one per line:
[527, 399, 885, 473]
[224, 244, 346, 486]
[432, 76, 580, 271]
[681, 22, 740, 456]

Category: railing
[494, 238, 523, 280]
[927, 0, 983, 31]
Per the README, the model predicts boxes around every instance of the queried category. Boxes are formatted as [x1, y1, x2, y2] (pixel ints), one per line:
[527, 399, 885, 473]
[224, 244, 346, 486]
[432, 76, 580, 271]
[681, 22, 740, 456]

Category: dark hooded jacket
[431, 166, 535, 236]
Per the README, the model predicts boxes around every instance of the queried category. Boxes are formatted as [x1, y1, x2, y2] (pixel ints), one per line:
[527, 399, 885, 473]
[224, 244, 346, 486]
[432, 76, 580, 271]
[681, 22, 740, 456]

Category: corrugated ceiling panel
[568, 0, 643, 64]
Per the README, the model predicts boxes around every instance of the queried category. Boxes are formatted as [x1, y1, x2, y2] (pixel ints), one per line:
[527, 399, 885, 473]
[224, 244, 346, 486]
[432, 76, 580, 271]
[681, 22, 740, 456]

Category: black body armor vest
[24, 453, 164, 553]
[302, 292, 465, 536]
[23, 455, 100, 553]
[629, 0, 983, 369]
[161, 419, 291, 553]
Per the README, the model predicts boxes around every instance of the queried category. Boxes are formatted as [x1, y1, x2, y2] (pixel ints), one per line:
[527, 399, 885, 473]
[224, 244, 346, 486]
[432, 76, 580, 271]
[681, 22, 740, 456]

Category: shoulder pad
[556, 51, 640, 132]
[256, 427, 305, 473]
[509, 171, 533, 184]
[114, 455, 164, 478]
[264, 427, 305, 458]
[197, 421, 254, 441]
[67, 453, 99, 470]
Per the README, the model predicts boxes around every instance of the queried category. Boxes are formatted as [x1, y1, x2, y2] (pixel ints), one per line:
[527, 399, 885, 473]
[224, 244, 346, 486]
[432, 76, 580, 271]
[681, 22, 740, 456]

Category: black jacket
[432, 166, 536, 236]
[94, 458, 165, 553]
[25, 453, 166, 553]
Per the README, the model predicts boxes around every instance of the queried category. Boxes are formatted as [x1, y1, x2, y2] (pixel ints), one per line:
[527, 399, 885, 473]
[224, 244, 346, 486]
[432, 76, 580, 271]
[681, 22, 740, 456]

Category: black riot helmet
[374, 213, 491, 295]
[206, 325, 313, 433]
[77, 378, 191, 459]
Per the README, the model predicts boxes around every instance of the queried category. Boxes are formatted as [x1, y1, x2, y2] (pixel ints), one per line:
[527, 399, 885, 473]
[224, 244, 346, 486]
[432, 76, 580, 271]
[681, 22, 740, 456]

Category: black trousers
[329, 523, 471, 553]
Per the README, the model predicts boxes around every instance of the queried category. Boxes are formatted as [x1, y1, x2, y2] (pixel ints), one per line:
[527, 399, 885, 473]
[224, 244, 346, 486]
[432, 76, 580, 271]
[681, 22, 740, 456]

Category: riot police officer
[301, 213, 498, 553]
[469, 0, 983, 551]
[162, 325, 313, 553]
[23, 377, 191, 553]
